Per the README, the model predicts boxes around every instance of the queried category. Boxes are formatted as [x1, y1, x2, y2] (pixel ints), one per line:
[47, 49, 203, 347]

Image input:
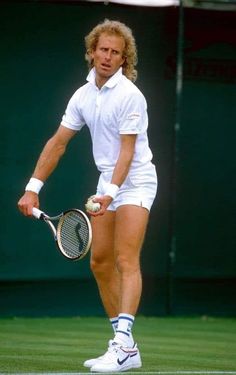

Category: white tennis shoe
[84, 340, 116, 368]
[88, 340, 142, 372]
[83, 351, 108, 368]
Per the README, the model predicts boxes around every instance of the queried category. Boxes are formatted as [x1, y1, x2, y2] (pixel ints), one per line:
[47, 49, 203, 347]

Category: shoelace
[106, 340, 137, 357]
[101, 341, 123, 361]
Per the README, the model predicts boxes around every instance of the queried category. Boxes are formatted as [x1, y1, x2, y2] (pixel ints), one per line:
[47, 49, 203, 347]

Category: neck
[95, 76, 108, 89]
[95, 79, 103, 89]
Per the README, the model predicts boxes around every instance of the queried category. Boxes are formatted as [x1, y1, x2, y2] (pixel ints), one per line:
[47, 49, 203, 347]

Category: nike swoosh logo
[117, 354, 130, 366]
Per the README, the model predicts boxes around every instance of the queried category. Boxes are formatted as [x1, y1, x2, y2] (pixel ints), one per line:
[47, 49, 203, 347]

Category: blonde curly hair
[85, 19, 138, 82]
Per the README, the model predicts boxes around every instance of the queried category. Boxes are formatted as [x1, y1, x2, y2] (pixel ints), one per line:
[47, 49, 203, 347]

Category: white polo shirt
[61, 67, 153, 173]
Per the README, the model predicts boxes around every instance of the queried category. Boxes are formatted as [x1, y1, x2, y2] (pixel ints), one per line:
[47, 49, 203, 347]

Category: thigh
[90, 210, 116, 262]
[114, 205, 149, 261]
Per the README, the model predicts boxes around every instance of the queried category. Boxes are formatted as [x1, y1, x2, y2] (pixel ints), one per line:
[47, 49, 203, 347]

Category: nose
[105, 50, 112, 60]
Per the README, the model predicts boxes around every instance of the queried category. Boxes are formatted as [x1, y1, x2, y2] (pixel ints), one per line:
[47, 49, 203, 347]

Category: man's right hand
[17, 191, 40, 217]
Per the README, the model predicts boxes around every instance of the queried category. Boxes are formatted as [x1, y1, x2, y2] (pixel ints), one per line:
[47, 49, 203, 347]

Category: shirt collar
[86, 67, 123, 89]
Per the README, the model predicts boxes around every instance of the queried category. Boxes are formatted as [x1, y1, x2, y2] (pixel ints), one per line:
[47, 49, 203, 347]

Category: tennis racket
[32, 207, 92, 261]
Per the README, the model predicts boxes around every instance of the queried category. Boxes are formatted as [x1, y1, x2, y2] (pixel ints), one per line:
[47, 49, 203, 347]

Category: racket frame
[57, 209, 92, 260]
[32, 207, 92, 260]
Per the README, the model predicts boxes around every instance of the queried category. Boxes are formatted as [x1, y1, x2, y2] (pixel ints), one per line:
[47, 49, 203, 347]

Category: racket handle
[32, 207, 44, 220]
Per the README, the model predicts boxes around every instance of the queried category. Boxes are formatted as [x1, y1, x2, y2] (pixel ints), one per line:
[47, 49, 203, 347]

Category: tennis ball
[85, 196, 101, 212]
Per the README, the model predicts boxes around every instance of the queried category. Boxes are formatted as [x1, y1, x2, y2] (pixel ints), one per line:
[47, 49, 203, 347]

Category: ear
[89, 49, 94, 60]
[120, 55, 126, 67]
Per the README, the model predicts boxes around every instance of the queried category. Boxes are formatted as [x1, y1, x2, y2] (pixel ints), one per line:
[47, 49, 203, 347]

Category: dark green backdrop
[0, 1, 235, 316]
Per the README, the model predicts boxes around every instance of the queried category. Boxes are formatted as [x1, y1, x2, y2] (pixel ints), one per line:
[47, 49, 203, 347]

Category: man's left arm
[111, 134, 137, 187]
[91, 134, 137, 216]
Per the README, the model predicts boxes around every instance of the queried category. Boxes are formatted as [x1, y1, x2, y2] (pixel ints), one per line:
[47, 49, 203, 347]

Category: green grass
[0, 316, 235, 373]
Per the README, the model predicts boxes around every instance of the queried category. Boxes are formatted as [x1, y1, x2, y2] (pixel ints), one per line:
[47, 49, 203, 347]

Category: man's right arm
[18, 125, 77, 216]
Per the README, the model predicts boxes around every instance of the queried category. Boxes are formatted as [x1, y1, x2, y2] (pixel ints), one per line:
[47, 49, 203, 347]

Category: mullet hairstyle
[85, 19, 138, 82]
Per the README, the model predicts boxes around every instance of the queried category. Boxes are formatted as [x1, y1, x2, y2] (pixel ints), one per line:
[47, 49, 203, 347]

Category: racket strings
[59, 211, 90, 259]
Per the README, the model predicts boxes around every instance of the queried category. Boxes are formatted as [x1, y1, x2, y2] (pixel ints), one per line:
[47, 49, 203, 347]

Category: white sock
[114, 313, 135, 347]
[110, 317, 119, 333]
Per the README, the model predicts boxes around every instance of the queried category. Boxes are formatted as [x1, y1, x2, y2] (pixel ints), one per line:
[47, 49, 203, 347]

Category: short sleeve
[61, 90, 85, 131]
[118, 91, 148, 135]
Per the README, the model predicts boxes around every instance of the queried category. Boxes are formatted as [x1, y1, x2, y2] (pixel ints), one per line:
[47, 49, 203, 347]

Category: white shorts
[96, 163, 158, 212]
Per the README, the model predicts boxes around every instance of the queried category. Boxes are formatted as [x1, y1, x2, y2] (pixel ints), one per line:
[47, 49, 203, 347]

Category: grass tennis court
[0, 316, 235, 374]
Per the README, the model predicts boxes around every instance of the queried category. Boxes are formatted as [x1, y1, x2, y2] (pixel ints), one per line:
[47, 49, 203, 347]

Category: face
[91, 32, 125, 88]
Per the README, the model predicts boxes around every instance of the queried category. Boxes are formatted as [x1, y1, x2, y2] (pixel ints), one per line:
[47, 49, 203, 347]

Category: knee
[116, 254, 140, 275]
[90, 253, 112, 278]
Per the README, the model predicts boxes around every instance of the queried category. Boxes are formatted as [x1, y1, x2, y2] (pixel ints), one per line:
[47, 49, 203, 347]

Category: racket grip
[32, 207, 44, 219]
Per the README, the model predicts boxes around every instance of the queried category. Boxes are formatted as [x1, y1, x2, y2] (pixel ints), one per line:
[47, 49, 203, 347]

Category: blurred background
[0, 0, 235, 317]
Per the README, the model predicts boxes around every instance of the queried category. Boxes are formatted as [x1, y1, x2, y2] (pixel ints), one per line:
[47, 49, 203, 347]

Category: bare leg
[90, 205, 149, 318]
[114, 205, 149, 315]
[90, 210, 119, 318]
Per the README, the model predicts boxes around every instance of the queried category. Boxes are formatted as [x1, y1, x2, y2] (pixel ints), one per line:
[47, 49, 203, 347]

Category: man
[18, 19, 157, 372]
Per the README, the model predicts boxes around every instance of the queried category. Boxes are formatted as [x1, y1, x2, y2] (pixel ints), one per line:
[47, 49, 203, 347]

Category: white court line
[1, 373, 236, 375]
[1, 372, 236, 375]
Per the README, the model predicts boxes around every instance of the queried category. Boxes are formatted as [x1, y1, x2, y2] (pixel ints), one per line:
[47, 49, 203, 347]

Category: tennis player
[18, 19, 157, 372]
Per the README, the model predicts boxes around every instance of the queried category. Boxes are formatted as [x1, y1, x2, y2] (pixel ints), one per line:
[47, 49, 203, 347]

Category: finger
[27, 205, 34, 216]
[92, 197, 103, 205]
[88, 207, 105, 217]
[17, 201, 27, 216]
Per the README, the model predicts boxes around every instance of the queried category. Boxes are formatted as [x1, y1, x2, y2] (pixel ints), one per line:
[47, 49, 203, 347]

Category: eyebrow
[100, 46, 121, 53]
